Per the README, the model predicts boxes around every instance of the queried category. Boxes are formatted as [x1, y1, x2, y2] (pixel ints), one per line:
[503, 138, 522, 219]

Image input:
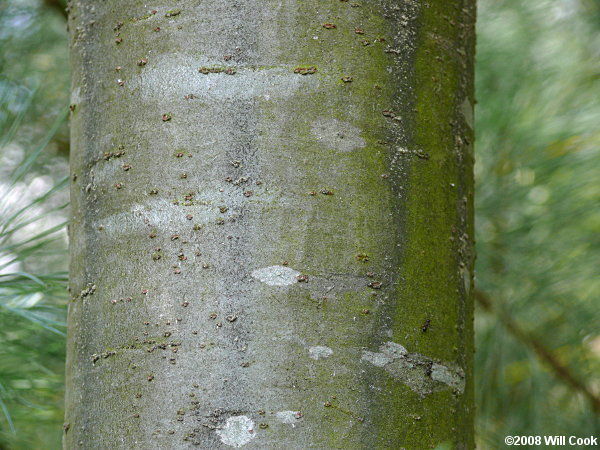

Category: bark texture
[65, 0, 475, 448]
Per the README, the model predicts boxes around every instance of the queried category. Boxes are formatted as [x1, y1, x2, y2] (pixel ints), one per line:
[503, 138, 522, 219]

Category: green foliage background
[0, 0, 598, 448]
[474, 0, 600, 445]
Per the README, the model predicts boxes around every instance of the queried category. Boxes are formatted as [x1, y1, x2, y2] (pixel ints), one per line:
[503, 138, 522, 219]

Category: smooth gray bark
[65, 0, 475, 448]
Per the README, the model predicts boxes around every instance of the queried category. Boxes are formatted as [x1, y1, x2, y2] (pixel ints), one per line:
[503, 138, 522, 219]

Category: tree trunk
[65, 0, 475, 448]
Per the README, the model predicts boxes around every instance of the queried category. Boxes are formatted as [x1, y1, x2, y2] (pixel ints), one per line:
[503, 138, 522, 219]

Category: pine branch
[475, 289, 600, 414]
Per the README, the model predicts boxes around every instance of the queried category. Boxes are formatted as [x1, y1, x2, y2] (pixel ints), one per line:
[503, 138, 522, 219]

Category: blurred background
[0, 0, 598, 448]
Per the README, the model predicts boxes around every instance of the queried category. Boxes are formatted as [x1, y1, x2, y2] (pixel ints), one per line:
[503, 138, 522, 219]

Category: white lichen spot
[251, 265, 300, 286]
[380, 341, 408, 358]
[275, 410, 304, 424]
[70, 87, 81, 105]
[362, 341, 464, 395]
[462, 268, 471, 295]
[461, 97, 474, 129]
[362, 341, 407, 366]
[431, 363, 465, 393]
[361, 351, 393, 367]
[311, 118, 366, 152]
[216, 416, 256, 448]
[140, 56, 309, 102]
[309, 346, 333, 360]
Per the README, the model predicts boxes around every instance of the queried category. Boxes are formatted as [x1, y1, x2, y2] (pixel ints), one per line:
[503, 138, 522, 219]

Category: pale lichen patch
[362, 342, 465, 396]
[362, 350, 394, 367]
[251, 265, 300, 286]
[462, 268, 471, 295]
[308, 346, 333, 360]
[431, 363, 465, 393]
[380, 341, 408, 358]
[138, 56, 315, 102]
[362, 341, 407, 367]
[275, 410, 304, 425]
[311, 118, 366, 153]
[70, 87, 81, 105]
[461, 97, 474, 129]
[216, 416, 256, 448]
